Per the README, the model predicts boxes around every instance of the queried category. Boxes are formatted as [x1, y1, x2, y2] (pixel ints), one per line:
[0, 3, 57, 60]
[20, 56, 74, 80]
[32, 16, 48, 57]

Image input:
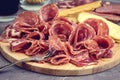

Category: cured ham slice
[39, 4, 58, 22]
[84, 18, 109, 36]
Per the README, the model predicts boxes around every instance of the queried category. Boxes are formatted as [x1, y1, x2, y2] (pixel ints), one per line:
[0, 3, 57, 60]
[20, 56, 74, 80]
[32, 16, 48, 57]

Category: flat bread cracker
[58, 1, 101, 17]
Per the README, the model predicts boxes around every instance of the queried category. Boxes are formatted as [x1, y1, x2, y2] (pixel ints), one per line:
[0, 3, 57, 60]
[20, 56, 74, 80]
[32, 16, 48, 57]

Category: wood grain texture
[0, 42, 120, 76]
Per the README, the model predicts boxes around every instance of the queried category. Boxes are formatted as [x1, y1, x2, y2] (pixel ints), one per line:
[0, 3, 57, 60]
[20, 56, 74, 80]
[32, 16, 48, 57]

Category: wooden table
[0, 0, 120, 80]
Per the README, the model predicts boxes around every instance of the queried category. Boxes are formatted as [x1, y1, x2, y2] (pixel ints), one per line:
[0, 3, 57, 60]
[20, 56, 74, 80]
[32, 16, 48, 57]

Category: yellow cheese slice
[78, 12, 120, 41]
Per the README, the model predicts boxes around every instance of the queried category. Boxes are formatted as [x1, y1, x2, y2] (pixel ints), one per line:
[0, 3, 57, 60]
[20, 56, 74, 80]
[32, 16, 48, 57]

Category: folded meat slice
[10, 40, 48, 56]
[84, 18, 109, 36]
[24, 31, 45, 40]
[25, 40, 48, 56]
[53, 17, 76, 26]
[10, 39, 32, 53]
[93, 36, 114, 49]
[39, 4, 58, 22]
[50, 51, 70, 65]
[80, 40, 99, 51]
[90, 49, 112, 60]
[89, 36, 114, 59]
[14, 11, 39, 26]
[37, 22, 50, 40]
[1, 25, 21, 39]
[48, 36, 68, 53]
[70, 49, 97, 67]
[13, 22, 37, 32]
[49, 21, 73, 41]
[68, 23, 96, 49]
[48, 36, 70, 65]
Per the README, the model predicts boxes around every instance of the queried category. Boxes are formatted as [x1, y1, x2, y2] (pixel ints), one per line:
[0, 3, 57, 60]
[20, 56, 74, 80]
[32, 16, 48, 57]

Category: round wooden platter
[0, 42, 120, 76]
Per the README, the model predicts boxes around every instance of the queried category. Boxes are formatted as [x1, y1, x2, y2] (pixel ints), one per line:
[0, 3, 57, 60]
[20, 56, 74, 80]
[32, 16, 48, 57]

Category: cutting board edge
[0, 42, 120, 76]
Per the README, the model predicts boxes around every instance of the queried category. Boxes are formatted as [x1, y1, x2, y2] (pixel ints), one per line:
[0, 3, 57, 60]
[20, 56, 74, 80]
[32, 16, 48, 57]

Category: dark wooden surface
[0, 0, 120, 80]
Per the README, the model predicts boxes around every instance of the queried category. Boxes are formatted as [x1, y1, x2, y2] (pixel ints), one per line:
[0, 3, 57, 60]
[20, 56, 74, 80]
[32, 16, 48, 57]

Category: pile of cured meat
[0, 4, 114, 67]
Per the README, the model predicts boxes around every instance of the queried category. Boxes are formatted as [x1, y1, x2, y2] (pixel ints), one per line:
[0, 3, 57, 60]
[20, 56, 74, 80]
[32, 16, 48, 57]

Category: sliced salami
[84, 18, 109, 36]
[39, 4, 58, 22]
[14, 11, 39, 26]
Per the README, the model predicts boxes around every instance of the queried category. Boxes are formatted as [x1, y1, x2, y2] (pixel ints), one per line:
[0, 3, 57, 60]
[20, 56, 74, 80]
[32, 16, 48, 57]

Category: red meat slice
[68, 23, 96, 48]
[24, 31, 45, 40]
[93, 36, 114, 49]
[14, 11, 39, 26]
[84, 18, 109, 36]
[39, 4, 58, 22]
[50, 53, 70, 65]
[10, 40, 48, 56]
[49, 21, 73, 42]
[10, 39, 32, 53]
[70, 49, 97, 67]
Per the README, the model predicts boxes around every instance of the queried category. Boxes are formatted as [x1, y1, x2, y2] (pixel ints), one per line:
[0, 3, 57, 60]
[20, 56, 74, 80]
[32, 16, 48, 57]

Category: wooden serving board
[0, 42, 120, 76]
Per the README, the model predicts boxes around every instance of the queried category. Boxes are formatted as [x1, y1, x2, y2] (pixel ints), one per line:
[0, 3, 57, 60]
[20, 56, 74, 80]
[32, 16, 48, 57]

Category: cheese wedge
[78, 12, 120, 41]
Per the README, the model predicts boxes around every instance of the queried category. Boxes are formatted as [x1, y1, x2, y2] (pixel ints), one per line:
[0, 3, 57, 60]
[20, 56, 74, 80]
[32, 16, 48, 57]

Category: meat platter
[0, 2, 120, 76]
[0, 42, 120, 76]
